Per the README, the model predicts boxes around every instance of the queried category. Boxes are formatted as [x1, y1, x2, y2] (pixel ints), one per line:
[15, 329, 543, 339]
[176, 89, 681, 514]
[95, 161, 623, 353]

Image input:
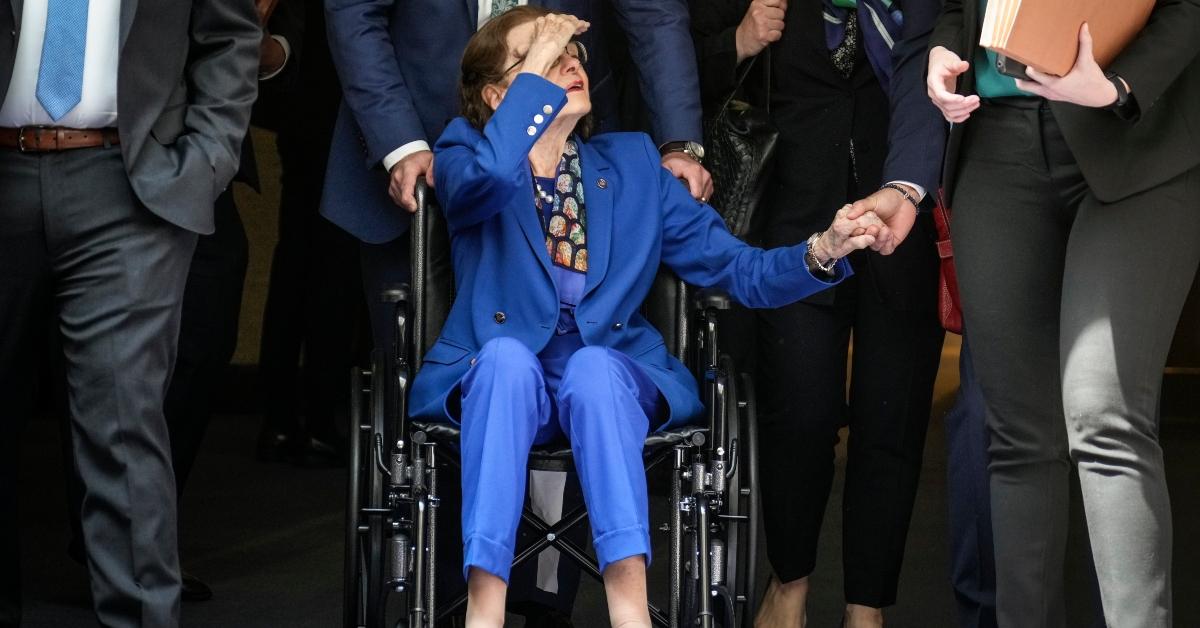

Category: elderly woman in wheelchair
[411, 7, 886, 627]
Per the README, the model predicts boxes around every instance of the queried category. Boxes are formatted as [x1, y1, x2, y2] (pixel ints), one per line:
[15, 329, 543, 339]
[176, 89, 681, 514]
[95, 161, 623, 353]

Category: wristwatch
[1103, 71, 1132, 112]
[659, 140, 705, 164]
[805, 232, 837, 276]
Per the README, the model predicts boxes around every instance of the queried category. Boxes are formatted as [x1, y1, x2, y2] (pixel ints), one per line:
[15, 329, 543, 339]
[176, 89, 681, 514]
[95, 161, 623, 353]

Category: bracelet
[882, 182, 921, 212]
[805, 232, 837, 276]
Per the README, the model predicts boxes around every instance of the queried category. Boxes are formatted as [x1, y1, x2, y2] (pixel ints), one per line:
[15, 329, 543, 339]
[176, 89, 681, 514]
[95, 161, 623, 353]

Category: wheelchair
[345, 182, 761, 628]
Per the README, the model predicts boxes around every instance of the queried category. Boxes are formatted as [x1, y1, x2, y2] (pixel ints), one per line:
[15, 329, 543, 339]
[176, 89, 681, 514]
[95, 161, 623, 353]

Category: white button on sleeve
[527, 126, 537, 136]
[534, 114, 544, 124]
[543, 105, 553, 114]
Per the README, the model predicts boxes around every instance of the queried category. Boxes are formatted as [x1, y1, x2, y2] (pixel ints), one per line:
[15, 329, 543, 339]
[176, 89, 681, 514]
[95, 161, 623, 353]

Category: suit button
[612, 322, 624, 330]
[494, 311, 507, 324]
[527, 125, 537, 136]
[543, 104, 554, 114]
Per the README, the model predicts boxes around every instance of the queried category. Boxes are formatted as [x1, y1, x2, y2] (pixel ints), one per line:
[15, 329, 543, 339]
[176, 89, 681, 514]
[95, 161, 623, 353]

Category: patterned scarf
[538, 140, 588, 273]
[822, 0, 904, 92]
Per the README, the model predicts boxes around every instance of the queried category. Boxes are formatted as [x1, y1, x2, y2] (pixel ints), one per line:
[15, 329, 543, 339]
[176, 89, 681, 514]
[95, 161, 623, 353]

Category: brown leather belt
[0, 126, 120, 152]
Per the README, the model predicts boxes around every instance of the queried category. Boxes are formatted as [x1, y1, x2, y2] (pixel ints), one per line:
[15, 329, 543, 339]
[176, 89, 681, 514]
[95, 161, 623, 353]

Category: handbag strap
[717, 47, 772, 117]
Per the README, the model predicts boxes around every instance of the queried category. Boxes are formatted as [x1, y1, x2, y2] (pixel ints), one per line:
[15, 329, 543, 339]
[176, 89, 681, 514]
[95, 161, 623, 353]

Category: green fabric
[975, 0, 1032, 98]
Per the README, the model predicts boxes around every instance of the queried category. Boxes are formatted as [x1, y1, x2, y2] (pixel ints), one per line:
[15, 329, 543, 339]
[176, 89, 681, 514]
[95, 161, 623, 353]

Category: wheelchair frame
[345, 183, 761, 628]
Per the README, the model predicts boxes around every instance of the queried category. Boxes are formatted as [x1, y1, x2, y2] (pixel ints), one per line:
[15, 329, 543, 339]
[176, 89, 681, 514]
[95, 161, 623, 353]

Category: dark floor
[16, 368, 1200, 628]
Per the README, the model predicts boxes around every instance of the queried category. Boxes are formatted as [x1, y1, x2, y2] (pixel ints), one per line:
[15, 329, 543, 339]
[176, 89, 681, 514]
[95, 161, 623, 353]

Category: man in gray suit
[0, 0, 260, 626]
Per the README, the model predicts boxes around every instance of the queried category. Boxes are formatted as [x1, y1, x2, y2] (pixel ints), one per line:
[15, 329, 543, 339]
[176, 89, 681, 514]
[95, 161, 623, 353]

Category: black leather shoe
[256, 427, 292, 463]
[181, 570, 213, 602]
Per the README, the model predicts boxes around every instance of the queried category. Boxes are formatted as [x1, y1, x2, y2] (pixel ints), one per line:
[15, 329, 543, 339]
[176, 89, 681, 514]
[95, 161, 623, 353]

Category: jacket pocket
[422, 340, 471, 365]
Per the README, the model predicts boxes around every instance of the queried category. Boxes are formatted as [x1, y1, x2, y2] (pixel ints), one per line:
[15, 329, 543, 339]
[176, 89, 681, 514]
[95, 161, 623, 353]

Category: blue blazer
[409, 74, 850, 430]
[321, 0, 704, 245]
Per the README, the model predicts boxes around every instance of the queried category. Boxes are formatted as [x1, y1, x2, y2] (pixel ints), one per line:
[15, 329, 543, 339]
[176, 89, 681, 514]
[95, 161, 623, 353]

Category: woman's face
[495, 19, 592, 118]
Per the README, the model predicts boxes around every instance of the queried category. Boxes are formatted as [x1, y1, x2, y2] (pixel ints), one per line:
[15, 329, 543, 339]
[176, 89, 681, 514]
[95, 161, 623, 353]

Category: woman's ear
[482, 84, 506, 113]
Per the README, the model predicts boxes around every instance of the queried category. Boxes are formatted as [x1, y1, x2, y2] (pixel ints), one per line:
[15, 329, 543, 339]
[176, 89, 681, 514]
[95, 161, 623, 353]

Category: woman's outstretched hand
[520, 14, 590, 77]
[812, 205, 885, 261]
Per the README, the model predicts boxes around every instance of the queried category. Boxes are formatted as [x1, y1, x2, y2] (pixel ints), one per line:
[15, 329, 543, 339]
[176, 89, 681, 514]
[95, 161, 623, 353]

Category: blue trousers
[945, 337, 997, 628]
[458, 336, 661, 582]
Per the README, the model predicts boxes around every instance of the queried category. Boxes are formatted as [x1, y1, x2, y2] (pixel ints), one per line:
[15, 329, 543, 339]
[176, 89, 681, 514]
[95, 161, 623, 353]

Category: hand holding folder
[1013, 24, 1131, 109]
[980, 0, 1154, 77]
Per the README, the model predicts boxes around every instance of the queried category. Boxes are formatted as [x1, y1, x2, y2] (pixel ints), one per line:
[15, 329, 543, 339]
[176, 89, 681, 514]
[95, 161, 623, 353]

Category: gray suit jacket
[0, 0, 261, 234]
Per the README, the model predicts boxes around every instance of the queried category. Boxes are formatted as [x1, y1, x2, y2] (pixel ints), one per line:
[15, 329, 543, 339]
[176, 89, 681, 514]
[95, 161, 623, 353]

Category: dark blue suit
[321, 0, 704, 245]
[417, 73, 849, 582]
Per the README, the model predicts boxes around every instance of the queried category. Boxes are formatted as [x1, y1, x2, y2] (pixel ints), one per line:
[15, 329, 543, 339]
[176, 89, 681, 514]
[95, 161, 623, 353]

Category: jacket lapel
[515, 168, 554, 280]
[465, 0, 478, 30]
[579, 141, 612, 299]
[119, 0, 138, 51]
[10, 0, 20, 31]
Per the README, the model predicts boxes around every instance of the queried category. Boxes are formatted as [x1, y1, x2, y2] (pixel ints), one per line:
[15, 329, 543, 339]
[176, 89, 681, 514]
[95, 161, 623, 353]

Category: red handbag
[932, 190, 964, 334]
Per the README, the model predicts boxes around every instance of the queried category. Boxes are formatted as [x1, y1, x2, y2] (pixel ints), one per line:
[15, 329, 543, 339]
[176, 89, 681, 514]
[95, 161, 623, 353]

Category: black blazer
[691, 0, 945, 311]
[931, 0, 1200, 205]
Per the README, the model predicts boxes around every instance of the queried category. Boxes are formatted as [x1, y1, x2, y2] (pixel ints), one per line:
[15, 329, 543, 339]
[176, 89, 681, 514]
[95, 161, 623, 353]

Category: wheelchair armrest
[693, 288, 732, 312]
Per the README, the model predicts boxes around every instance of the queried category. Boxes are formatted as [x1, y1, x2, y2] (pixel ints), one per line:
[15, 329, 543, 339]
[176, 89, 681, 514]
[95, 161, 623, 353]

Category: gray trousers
[952, 99, 1200, 628]
[0, 146, 196, 628]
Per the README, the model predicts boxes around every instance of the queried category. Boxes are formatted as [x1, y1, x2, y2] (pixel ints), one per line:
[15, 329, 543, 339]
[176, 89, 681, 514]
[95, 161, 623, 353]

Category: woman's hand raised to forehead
[520, 14, 590, 77]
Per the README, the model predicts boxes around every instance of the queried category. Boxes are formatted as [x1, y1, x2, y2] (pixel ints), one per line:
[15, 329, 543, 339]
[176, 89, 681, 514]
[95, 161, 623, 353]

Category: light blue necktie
[37, 0, 90, 121]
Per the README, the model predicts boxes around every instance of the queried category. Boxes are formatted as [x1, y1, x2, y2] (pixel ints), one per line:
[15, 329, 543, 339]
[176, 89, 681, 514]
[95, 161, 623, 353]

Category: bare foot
[844, 604, 883, 628]
[753, 576, 808, 628]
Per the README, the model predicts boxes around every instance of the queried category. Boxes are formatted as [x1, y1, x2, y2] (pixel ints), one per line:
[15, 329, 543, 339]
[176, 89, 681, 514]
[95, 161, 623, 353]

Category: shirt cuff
[886, 180, 926, 202]
[258, 35, 291, 81]
[383, 140, 432, 172]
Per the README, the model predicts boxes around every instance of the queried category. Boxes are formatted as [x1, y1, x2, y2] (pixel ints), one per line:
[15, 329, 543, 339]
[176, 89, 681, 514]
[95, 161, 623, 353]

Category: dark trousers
[258, 110, 362, 443]
[944, 336, 997, 628]
[755, 255, 944, 606]
[953, 100, 1200, 628]
[0, 146, 196, 628]
[61, 188, 248, 571]
[165, 189, 248, 496]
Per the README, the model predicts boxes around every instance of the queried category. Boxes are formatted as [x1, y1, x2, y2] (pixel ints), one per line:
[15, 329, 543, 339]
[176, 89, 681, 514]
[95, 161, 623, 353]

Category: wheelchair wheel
[345, 353, 390, 628]
[724, 372, 760, 628]
[713, 357, 758, 628]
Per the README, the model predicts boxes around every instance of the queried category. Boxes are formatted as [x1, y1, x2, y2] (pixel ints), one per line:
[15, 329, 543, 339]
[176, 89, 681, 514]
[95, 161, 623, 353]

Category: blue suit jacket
[321, 0, 704, 244]
[409, 74, 850, 430]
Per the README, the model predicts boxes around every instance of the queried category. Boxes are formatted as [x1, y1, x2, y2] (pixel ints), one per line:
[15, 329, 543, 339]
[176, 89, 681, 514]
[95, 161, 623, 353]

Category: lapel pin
[597, 178, 608, 189]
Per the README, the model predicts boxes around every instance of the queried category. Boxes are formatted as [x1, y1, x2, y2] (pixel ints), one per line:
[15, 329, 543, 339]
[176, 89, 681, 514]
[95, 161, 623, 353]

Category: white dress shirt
[0, 0, 121, 128]
[381, 0, 531, 172]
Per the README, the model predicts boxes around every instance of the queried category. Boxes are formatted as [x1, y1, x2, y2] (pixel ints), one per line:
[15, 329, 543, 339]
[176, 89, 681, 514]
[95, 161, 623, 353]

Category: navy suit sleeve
[881, 0, 948, 195]
[325, 0, 427, 166]
[433, 74, 569, 232]
[610, 0, 704, 144]
[649, 137, 851, 307]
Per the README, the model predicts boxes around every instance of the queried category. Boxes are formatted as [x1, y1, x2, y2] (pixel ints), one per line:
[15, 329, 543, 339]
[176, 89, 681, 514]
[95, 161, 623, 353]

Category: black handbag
[703, 50, 778, 239]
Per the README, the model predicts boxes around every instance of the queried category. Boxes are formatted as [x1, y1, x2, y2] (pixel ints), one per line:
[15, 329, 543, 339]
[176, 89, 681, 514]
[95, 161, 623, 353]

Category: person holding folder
[907, 1, 1200, 627]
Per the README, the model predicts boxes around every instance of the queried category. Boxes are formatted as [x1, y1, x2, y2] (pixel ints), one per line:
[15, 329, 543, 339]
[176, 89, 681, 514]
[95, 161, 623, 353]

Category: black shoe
[288, 435, 343, 469]
[256, 428, 292, 463]
[181, 570, 213, 602]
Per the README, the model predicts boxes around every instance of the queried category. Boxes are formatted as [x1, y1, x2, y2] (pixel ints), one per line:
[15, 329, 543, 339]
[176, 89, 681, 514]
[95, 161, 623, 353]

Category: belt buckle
[17, 125, 50, 152]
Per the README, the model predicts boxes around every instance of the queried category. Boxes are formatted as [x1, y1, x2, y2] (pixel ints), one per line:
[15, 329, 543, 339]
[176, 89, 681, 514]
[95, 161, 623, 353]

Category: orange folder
[980, 0, 1154, 76]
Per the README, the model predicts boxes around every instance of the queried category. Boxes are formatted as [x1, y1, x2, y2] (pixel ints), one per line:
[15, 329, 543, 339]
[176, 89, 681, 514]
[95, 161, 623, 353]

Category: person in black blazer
[912, 1, 1200, 626]
[691, 1, 946, 626]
